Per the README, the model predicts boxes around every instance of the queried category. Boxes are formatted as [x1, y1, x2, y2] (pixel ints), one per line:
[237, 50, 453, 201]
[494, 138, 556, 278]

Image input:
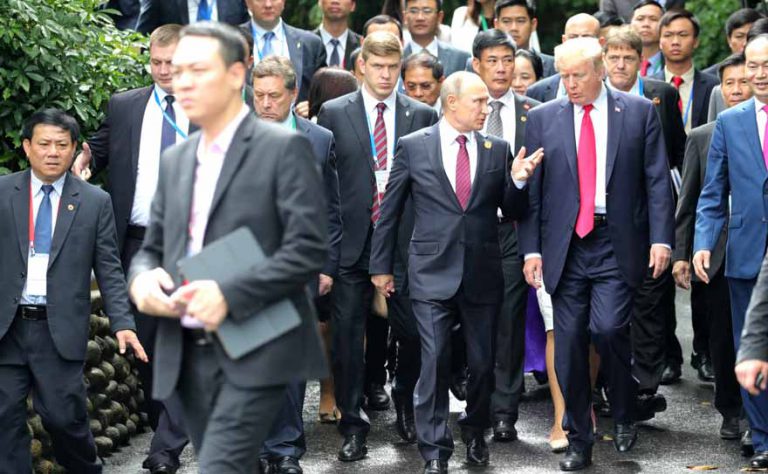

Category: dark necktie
[371, 102, 388, 224]
[261, 31, 275, 59]
[197, 0, 211, 21]
[160, 95, 176, 152]
[329, 38, 341, 67]
[455, 135, 471, 209]
[671, 75, 684, 112]
[575, 104, 596, 238]
[35, 185, 54, 254]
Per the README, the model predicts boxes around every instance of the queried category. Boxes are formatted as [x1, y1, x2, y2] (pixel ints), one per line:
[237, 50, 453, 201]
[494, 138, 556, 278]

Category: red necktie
[455, 134, 471, 209]
[371, 102, 388, 224]
[640, 59, 650, 77]
[575, 104, 596, 238]
[671, 76, 684, 112]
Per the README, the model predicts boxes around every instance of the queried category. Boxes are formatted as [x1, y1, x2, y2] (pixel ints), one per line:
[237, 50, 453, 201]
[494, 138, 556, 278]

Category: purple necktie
[455, 135, 471, 209]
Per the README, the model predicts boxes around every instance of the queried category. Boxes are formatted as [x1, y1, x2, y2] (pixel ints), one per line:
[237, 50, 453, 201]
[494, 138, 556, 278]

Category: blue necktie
[160, 95, 176, 152]
[197, 0, 211, 21]
[35, 185, 53, 255]
[261, 31, 275, 59]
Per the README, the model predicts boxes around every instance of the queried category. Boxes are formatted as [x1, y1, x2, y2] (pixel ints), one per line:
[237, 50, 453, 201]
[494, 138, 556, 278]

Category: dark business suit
[673, 122, 741, 418]
[404, 40, 471, 77]
[650, 68, 720, 129]
[102, 0, 140, 30]
[317, 91, 437, 438]
[128, 112, 328, 471]
[695, 98, 768, 451]
[489, 93, 540, 428]
[369, 123, 528, 461]
[260, 115, 341, 462]
[86, 85, 190, 469]
[0, 171, 135, 473]
[518, 89, 675, 450]
[313, 27, 362, 71]
[241, 21, 327, 103]
[540, 53, 557, 79]
[526, 73, 561, 103]
[136, 0, 249, 34]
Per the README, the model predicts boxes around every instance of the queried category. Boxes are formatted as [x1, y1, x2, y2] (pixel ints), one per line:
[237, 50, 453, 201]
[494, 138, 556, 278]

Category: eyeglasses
[407, 7, 437, 16]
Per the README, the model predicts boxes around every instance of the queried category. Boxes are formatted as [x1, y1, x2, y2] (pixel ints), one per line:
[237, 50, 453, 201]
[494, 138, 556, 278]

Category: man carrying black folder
[128, 22, 328, 473]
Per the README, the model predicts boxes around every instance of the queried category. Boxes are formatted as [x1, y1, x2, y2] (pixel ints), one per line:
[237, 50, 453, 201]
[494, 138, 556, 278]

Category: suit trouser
[388, 293, 421, 401]
[412, 288, 498, 461]
[365, 313, 390, 387]
[552, 226, 637, 451]
[691, 281, 711, 359]
[122, 234, 188, 468]
[491, 221, 529, 424]
[663, 277, 684, 367]
[0, 318, 100, 474]
[331, 241, 373, 436]
[260, 381, 307, 460]
[728, 277, 768, 451]
[176, 340, 287, 474]
[631, 266, 675, 394]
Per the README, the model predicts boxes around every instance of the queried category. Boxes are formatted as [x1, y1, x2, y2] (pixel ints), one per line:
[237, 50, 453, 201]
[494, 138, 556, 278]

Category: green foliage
[0, 0, 149, 174]
[687, 0, 741, 69]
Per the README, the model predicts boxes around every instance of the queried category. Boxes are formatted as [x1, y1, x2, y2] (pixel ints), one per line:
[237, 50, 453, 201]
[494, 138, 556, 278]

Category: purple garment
[524, 287, 547, 373]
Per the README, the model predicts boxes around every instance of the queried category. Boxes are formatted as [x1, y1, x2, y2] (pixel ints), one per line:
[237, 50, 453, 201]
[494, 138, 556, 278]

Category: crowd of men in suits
[7, 0, 768, 473]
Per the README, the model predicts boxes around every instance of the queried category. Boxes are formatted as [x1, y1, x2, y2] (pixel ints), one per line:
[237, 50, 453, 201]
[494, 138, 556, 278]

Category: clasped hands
[129, 268, 228, 332]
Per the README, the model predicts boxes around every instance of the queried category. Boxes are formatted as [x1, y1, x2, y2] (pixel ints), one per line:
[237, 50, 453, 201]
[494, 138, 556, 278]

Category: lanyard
[154, 89, 188, 139]
[637, 77, 644, 97]
[479, 14, 489, 31]
[28, 184, 60, 256]
[681, 85, 694, 127]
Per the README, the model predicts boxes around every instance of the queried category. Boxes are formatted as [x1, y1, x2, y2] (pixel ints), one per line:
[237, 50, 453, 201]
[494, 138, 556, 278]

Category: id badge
[27, 253, 49, 296]
[375, 169, 390, 194]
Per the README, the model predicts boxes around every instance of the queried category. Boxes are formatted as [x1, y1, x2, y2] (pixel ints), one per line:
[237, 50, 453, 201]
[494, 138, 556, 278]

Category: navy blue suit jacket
[695, 98, 768, 280]
[649, 69, 719, 129]
[369, 124, 529, 304]
[526, 73, 560, 103]
[136, 0, 248, 34]
[517, 89, 675, 292]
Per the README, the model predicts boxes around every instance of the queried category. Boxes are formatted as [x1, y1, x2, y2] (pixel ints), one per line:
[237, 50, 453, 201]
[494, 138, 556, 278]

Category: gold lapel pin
[484, 140, 492, 149]
[67, 204, 74, 211]
[520, 116, 527, 122]
[652, 97, 661, 105]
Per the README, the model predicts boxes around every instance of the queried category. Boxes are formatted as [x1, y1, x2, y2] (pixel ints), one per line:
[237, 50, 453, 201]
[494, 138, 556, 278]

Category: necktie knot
[165, 95, 175, 106]
[490, 101, 503, 112]
[763, 104, 768, 114]
[263, 31, 275, 41]
[582, 104, 594, 114]
[456, 134, 468, 146]
[376, 102, 386, 115]
[330, 38, 340, 46]
[41, 184, 53, 196]
[672, 75, 684, 88]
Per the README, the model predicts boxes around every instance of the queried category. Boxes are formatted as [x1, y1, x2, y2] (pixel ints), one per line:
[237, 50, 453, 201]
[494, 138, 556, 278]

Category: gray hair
[439, 71, 486, 108]
[555, 37, 604, 71]
[252, 55, 297, 90]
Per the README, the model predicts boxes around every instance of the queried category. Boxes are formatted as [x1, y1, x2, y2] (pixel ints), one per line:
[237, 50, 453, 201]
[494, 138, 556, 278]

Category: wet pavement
[106, 289, 747, 473]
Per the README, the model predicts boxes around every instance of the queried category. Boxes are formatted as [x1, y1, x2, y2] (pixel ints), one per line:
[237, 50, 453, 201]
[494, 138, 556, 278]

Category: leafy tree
[0, 0, 149, 174]
[687, 0, 741, 69]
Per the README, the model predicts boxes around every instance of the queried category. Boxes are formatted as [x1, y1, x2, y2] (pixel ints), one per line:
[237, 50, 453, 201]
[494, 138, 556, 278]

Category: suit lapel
[606, 91, 623, 185]
[512, 94, 529, 154]
[345, 92, 375, 172]
[344, 33, 358, 69]
[48, 174, 80, 269]
[285, 25, 304, 95]
[175, 138, 197, 251]
[691, 71, 706, 128]
[466, 132, 490, 209]
[207, 115, 254, 220]
[737, 99, 766, 176]
[427, 125, 462, 211]
[11, 170, 30, 265]
[131, 87, 153, 181]
[558, 100, 578, 184]
[395, 93, 415, 144]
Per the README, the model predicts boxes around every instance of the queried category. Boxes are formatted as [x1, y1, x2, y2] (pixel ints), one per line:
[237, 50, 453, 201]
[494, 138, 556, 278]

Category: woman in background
[511, 49, 543, 96]
[450, 0, 495, 53]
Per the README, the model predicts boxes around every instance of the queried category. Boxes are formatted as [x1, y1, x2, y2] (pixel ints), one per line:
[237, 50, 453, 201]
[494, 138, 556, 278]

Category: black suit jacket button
[20, 272, 25, 278]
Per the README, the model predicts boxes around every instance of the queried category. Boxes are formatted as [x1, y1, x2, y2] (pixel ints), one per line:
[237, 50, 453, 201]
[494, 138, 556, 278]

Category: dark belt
[16, 305, 47, 320]
[183, 327, 213, 346]
[593, 214, 607, 226]
[126, 225, 146, 240]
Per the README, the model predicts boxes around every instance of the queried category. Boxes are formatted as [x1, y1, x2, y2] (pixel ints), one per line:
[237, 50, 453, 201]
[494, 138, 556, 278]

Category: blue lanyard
[637, 77, 644, 97]
[681, 86, 694, 128]
[154, 89, 188, 139]
[364, 103, 397, 161]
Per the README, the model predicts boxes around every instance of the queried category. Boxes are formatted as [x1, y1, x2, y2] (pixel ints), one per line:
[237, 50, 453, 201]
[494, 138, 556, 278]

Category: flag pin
[405, 110, 410, 117]
[484, 140, 492, 149]
[615, 107, 621, 112]
[67, 204, 74, 211]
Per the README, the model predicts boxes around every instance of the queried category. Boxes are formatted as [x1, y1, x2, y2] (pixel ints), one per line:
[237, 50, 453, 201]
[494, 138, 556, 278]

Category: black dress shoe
[365, 383, 390, 410]
[692, 353, 715, 382]
[258, 458, 272, 474]
[338, 434, 368, 462]
[465, 435, 489, 466]
[592, 387, 612, 418]
[492, 419, 518, 442]
[393, 391, 417, 443]
[449, 369, 468, 401]
[634, 393, 667, 422]
[613, 423, 638, 452]
[559, 446, 592, 471]
[274, 456, 302, 474]
[660, 362, 682, 385]
[424, 459, 448, 473]
[720, 416, 740, 440]
[149, 464, 178, 474]
[742, 429, 755, 457]
[751, 451, 768, 469]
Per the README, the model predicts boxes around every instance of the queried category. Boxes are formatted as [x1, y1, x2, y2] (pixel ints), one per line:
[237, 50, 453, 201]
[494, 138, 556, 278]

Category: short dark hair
[308, 68, 359, 119]
[659, 9, 700, 38]
[22, 109, 80, 143]
[514, 49, 543, 81]
[402, 51, 444, 81]
[594, 11, 625, 29]
[363, 14, 403, 40]
[748, 18, 768, 43]
[350, 46, 362, 68]
[726, 8, 763, 38]
[632, 0, 664, 14]
[718, 53, 746, 81]
[495, 0, 536, 20]
[180, 21, 247, 67]
[404, 0, 443, 9]
[472, 28, 516, 59]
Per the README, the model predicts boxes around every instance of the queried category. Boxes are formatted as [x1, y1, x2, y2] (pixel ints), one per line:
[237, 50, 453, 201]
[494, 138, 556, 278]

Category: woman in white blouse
[449, 0, 495, 53]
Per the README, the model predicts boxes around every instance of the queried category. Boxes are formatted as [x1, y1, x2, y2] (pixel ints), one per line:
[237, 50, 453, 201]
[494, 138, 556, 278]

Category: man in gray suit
[0, 109, 146, 473]
[403, 0, 470, 77]
[128, 22, 328, 473]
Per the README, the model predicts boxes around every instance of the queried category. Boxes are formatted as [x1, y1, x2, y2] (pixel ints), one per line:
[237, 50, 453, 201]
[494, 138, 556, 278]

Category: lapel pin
[615, 107, 621, 112]
[405, 110, 410, 117]
[484, 140, 492, 149]
[297, 42, 301, 48]
[652, 97, 661, 105]
[523, 103, 531, 110]
[520, 116, 527, 122]
[67, 204, 74, 211]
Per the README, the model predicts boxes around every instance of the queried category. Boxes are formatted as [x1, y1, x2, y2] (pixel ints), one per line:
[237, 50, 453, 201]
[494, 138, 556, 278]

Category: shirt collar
[575, 83, 608, 113]
[319, 26, 349, 46]
[439, 117, 475, 146]
[198, 105, 250, 159]
[251, 18, 284, 41]
[30, 170, 66, 197]
[279, 112, 296, 129]
[606, 75, 640, 96]
[361, 85, 398, 115]
[648, 51, 663, 67]
[411, 38, 439, 57]
[755, 97, 768, 114]
[154, 84, 171, 103]
[490, 88, 515, 107]
[664, 65, 695, 84]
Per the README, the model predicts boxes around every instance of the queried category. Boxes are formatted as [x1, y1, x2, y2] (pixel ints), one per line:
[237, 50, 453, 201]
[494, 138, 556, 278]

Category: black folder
[177, 227, 301, 360]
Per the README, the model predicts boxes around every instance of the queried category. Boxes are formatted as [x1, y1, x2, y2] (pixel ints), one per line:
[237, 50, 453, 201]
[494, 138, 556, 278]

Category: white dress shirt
[319, 26, 349, 66]
[182, 105, 250, 328]
[573, 84, 609, 214]
[482, 88, 517, 147]
[21, 172, 66, 305]
[133, 85, 190, 227]
[409, 38, 439, 57]
[251, 18, 289, 62]
[664, 66, 695, 133]
[755, 97, 768, 151]
[361, 85, 398, 168]
[187, 0, 219, 22]
[439, 118, 478, 191]
[607, 76, 641, 96]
